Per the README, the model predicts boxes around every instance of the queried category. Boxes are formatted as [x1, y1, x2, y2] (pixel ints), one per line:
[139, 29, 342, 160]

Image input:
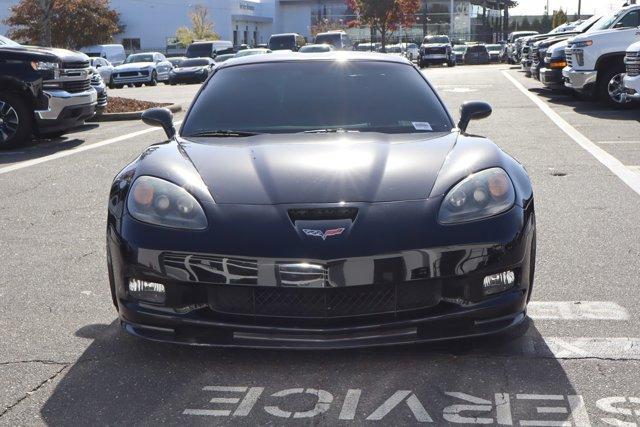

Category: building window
[233, 30, 238, 45]
[122, 38, 141, 52]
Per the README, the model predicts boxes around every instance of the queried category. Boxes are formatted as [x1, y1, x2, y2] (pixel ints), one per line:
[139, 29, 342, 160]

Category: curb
[91, 103, 182, 122]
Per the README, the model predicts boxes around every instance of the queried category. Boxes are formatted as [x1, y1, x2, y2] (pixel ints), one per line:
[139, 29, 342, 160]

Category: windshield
[386, 45, 402, 53]
[182, 61, 452, 135]
[574, 14, 601, 32]
[214, 54, 235, 63]
[235, 49, 270, 57]
[300, 44, 332, 52]
[125, 54, 153, 64]
[180, 58, 209, 67]
[453, 45, 466, 52]
[269, 35, 295, 50]
[424, 36, 450, 44]
[590, 9, 623, 31]
[0, 35, 20, 47]
[186, 43, 211, 58]
[315, 33, 341, 45]
[486, 44, 501, 50]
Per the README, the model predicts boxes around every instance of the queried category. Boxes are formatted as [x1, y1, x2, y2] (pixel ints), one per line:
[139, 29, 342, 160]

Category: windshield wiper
[301, 128, 360, 134]
[187, 130, 261, 137]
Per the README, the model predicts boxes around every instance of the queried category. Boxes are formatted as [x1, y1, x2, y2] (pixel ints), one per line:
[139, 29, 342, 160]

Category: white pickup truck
[562, 4, 640, 107]
[623, 40, 640, 102]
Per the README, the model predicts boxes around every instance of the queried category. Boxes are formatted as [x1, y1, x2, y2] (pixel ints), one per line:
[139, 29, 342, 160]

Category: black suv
[0, 35, 96, 148]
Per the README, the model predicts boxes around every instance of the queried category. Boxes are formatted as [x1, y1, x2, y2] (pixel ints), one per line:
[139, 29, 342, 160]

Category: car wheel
[0, 92, 33, 149]
[114, 84, 123, 89]
[134, 83, 143, 88]
[599, 65, 634, 109]
[148, 71, 158, 86]
[447, 59, 456, 67]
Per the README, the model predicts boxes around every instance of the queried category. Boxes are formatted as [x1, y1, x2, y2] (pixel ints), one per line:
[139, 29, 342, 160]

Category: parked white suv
[623, 41, 640, 102]
[562, 4, 640, 107]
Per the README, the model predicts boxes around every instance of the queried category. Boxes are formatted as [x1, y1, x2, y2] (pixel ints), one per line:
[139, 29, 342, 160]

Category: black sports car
[169, 57, 213, 84]
[107, 53, 536, 348]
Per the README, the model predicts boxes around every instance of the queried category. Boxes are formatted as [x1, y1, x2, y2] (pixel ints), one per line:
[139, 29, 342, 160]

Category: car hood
[179, 132, 458, 204]
[421, 43, 449, 48]
[10, 46, 88, 63]
[115, 62, 154, 71]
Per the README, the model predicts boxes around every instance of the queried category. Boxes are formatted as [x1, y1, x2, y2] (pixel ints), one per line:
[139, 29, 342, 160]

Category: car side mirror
[613, 22, 624, 29]
[141, 107, 175, 139]
[458, 101, 492, 133]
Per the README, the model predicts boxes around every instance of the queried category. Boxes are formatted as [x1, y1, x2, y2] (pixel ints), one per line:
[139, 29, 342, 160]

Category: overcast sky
[510, 0, 629, 16]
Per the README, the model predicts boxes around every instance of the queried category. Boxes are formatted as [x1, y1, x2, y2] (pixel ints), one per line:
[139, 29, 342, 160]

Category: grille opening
[288, 207, 358, 223]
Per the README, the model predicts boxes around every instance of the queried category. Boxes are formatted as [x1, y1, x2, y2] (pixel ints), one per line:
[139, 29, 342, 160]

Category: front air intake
[288, 207, 358, 223]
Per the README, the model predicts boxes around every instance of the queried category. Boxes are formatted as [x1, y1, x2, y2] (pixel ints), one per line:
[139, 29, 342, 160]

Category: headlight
[127, 176, 208, 230]
[31, 61, 59, 71]
[573, 40, 592, 48]
[438, 168, 515, 224]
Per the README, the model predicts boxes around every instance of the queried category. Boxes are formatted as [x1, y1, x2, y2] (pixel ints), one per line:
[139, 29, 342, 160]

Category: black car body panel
[107, 53, 536, 348]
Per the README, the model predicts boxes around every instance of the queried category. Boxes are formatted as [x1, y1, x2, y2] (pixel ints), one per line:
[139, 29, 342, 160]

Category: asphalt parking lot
[1, 63, 640, 425]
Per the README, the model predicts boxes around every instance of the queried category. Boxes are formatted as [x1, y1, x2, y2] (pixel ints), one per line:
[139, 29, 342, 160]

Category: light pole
[450, 0, 455, 38]
[577, 0, 581, 19]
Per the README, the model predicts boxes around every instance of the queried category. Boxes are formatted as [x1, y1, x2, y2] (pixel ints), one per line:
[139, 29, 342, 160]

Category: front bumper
[169, 73, 207, 84]
[112, 73, 152, 85]
[108, 204, 535, 348]
[563, 68, 597, 92]
[34, 88, 97, 133]
[623, 74, 640, 101]
[35, 88, 97, 121]
[540, 67, 564, 88]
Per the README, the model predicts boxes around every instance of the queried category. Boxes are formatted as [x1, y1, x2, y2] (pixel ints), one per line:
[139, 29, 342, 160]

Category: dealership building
[0, 0, 513, 51]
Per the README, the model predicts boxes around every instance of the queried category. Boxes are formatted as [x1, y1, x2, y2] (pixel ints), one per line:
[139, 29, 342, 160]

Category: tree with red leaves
[4, 0, 122, 49]
[346, 0, 420, 51]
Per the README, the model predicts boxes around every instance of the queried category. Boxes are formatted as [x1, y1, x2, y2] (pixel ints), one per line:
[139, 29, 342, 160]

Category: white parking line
[542, 337, 640, 360]
[528, 301, 629, 320]
[0, 120, 182, 176]
[501, 70, 640, 198]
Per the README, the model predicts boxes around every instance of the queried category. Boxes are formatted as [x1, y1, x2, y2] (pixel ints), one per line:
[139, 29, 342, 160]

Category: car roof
[215, 51, 412, 69]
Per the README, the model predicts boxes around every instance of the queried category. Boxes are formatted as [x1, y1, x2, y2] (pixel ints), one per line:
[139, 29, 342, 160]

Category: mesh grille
[625, 52, 640, 77]
[62, 79, 91, 93]
[209, 281, 440, 319]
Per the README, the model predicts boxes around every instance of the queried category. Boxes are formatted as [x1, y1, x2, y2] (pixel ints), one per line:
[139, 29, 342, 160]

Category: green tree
[175, 4, 219, 46]
[531, 17, 542, 32]
[540, 13, 552, 33]
[552, 9, 568, 29]
[520, 16, 531, 30]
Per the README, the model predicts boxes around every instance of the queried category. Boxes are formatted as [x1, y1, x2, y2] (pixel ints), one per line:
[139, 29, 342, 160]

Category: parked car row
[513, 4, 640, 109]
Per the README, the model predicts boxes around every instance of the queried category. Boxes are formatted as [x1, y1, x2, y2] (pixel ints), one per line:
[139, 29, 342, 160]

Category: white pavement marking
[527, 301, 629, 320]
[502, 70, 640, 198]
[0, 120, 183, 176]
[541, 337, 640, 359]
[628, 166, 640, 175]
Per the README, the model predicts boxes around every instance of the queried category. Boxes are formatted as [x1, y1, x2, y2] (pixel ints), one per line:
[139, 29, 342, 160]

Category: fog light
[128, 278, 166, 303]
[482, 270, 515, 295]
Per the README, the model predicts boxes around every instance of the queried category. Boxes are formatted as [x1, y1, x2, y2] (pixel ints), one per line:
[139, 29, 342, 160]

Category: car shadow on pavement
[40, 318, 581, 425]
[0, 124, 99, 165]
[528, 87, 640, 121]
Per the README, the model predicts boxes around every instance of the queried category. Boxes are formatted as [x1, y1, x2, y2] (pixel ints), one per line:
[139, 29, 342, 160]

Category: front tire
[0, 92, 33, 150]
[147, 71, 158, 87]
[598, 65, 634, 109]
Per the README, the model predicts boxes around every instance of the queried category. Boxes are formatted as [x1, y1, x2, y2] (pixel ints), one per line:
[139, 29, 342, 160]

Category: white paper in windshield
[412, 122, 433, 131]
